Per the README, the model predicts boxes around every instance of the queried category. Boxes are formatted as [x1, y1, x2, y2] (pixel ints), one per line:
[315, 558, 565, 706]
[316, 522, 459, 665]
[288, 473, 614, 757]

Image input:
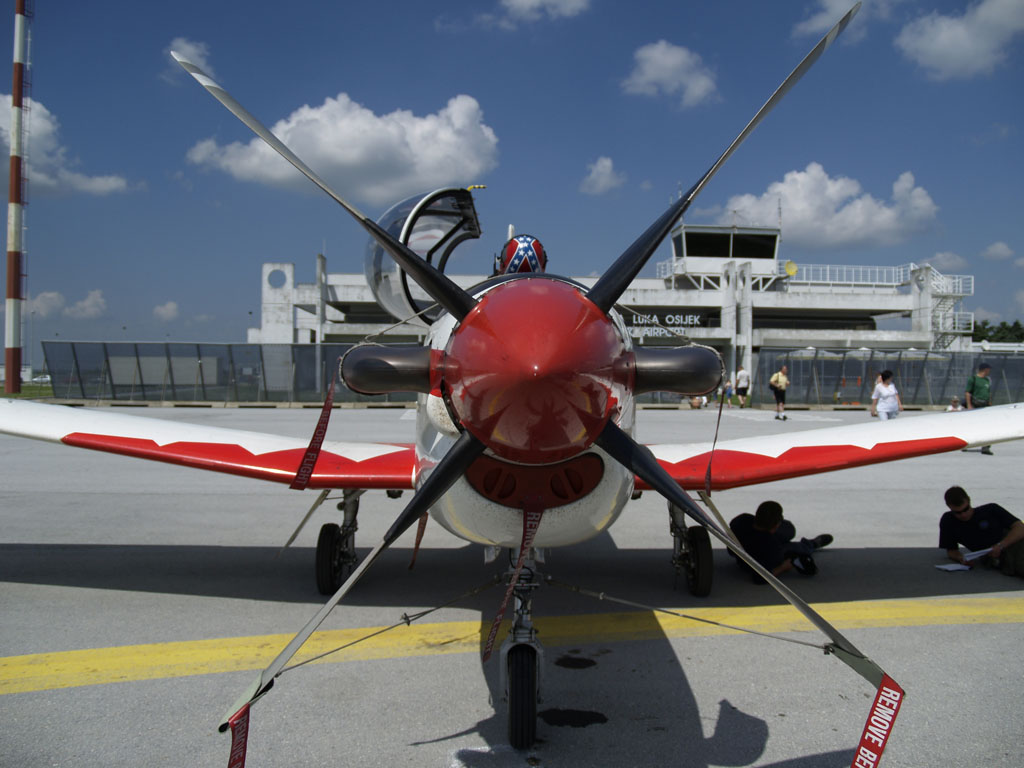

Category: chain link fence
[40, 341, 414, 403]
[37, 341, 1023, 406]
[752, 348, 1024, 407]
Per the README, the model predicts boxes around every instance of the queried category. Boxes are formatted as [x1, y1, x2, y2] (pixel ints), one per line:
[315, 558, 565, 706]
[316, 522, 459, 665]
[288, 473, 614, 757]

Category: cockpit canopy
[363, 187, 482, 325]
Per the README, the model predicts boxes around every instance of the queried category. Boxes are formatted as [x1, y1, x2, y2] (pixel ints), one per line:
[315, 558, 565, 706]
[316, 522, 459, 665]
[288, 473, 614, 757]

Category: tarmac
[1, 404, 1022, 767]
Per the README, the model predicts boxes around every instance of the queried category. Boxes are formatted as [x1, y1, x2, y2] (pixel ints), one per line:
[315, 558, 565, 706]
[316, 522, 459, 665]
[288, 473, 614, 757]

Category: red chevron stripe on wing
[62, 433, 416, 489]
[644, 437, 966, 491]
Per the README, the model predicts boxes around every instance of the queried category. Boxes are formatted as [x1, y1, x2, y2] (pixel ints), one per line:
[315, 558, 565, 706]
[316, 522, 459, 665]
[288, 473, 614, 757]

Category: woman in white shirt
[870, 369, 903, 420]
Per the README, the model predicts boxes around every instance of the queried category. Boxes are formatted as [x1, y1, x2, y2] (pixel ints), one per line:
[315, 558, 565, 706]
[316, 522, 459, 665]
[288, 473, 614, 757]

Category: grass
[0, 384, 55, 399]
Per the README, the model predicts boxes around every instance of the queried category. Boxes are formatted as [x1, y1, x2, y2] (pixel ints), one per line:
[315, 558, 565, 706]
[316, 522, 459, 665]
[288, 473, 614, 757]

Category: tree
[972, 319, 1024, 343]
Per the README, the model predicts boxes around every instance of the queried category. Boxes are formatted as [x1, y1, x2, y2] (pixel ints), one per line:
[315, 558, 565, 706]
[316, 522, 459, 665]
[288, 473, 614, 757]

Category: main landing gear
[669, 502, 713, 597]
[315, 490, 362, 595]
[497, 552, 543, 751]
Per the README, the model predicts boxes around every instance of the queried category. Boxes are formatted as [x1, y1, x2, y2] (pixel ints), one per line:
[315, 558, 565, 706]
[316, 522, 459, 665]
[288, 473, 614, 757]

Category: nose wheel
[506, 643, 538, 750]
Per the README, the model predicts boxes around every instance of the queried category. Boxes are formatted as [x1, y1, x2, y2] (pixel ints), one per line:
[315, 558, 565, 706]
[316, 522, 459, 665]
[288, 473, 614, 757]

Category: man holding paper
[940, 486, 1024, 576]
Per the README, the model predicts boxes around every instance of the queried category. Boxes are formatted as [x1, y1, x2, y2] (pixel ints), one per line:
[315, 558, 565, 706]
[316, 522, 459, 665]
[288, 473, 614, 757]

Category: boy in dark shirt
[729, 501, 832, 583]
[940, 486, 1024, 575]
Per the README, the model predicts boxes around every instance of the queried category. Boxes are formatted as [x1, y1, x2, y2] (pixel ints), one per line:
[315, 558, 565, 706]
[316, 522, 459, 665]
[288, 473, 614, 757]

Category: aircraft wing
[0, 399, 415, 490]
[644, 403, 1024, 491]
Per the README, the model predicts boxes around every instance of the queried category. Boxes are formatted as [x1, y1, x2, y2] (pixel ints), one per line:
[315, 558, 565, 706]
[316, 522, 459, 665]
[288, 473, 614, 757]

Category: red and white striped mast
[5, 0, 29, 393]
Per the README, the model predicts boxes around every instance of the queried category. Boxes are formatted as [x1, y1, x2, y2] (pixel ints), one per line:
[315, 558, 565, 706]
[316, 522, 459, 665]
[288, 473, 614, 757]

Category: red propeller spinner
[442, 279, 629, 465]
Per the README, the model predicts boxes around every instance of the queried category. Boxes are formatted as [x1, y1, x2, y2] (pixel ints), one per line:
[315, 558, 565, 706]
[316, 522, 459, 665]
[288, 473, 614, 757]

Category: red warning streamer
[851, 674, 904, 768]
[481, 502, 544, 661]
[226, 704, 251, 768]
[289, 375, 337, 490]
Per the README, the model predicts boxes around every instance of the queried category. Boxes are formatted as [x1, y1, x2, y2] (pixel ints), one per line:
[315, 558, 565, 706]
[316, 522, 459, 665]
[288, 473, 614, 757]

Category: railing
[931, 272, 973, 296]
[779, 263, 909, 287]
[934, 312, 975, 333]
[658, 259, 975, 297]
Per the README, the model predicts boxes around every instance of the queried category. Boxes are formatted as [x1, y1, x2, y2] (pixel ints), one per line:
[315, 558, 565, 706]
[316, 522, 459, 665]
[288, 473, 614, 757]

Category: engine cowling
[442, 278, 630, 465]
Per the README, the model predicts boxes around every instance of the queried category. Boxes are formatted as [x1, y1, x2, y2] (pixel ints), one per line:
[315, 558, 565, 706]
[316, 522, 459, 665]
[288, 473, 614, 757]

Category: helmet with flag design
[495, 235, 547, 275]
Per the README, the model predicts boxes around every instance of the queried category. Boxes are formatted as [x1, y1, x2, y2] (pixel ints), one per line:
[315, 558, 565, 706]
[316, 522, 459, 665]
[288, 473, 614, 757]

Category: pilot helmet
[495, 235, 547, 275]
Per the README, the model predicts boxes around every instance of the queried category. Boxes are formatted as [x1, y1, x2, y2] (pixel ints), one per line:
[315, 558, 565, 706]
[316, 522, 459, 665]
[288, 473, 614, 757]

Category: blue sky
[2, 0, 1022, 366]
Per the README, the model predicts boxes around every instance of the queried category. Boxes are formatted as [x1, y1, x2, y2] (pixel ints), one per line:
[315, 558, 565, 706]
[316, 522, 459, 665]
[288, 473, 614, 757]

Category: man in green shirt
[965, 362, 993, 455]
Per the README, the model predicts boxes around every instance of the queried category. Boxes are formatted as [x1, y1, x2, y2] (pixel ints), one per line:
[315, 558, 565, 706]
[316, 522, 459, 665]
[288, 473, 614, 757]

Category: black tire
[685, 526, 713, 597]
[316, 523, 343, 595]
[507, 644, 538, 750]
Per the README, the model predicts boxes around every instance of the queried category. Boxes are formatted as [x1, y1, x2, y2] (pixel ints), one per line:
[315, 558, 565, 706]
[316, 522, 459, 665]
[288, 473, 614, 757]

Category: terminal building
[248, 222, 976, 377]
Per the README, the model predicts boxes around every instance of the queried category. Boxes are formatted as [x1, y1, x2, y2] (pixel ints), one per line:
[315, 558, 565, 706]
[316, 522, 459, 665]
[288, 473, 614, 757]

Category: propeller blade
[586, 2, 861, 314]
[172, 53, 476, 322]
[594, 419, 887, 689]
[218, 429, 485, 730]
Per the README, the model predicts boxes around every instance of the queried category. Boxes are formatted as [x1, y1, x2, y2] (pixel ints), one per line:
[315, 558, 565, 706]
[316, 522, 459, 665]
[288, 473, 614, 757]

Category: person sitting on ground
[939, 486, 1024, 576]
[729, 501, 833, 583]
[946, 396, 963, 412]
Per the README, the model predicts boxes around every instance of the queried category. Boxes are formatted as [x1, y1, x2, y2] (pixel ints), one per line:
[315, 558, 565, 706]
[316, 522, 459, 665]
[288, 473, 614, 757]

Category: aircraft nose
[443, 279, 628, 464]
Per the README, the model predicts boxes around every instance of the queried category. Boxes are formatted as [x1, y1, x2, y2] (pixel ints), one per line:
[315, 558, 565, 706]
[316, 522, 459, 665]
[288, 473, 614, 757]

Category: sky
[1, 0, 1022, 367]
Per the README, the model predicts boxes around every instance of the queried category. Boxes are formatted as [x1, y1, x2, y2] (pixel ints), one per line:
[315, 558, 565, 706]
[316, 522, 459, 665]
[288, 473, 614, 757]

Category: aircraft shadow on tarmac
[1, 537, 1019, 607]
[5, 531, 1006, 766]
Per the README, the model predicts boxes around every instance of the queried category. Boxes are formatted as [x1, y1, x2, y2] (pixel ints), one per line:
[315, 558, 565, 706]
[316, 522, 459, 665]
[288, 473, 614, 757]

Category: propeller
[171, 53, 476, 323]
[178, 0, 880, 733]
[218, 429, 485, 730]
[586, 2, 861, 315]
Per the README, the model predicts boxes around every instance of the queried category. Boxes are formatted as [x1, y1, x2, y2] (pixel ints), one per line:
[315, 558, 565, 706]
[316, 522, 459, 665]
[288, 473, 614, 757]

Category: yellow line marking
[2, 596, 1022, 695]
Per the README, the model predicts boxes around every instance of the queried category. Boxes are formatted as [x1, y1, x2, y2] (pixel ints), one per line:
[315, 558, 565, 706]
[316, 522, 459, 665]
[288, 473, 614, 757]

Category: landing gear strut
[670, 502, 713, 596]
[315, 490, 361, 595]
[497, 552, 543, 750]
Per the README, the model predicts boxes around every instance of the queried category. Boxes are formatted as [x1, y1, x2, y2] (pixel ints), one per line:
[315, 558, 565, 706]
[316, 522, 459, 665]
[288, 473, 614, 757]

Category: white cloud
[895, 0, 1024, 80]
[621, 41, 717, 108]
[792, 0, 899, 42]
[63, 290, 106, 320]
[186, 93, 498, 206]
[164, 38, 216, 82]
[973, 306, 1002, 322]
[981, 241, 1013, 260]
[579, 156, 625, 195]
[923, 252, 968, 272]
[716, 162, 938, 249]
[500, 0, 589, 22]
[153, 301, 179, 322]
[27, 291, 66, 318]
[1015, 257, 1024, 269]
[0, 97, 129, 196]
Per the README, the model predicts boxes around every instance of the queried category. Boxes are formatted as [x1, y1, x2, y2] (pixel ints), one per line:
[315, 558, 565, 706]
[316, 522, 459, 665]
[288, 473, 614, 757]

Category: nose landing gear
[497, 553, 543, 751]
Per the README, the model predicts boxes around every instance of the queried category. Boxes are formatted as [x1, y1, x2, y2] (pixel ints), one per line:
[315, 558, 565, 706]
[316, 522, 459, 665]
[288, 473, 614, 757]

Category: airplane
[3, 2, 1023, 762]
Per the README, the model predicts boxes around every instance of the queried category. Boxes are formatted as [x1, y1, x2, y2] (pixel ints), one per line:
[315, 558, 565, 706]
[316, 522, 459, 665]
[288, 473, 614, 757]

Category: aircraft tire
[685, 526, 713, 597]
[507, 644, 538, 750]
[316, 522, 344, 595]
